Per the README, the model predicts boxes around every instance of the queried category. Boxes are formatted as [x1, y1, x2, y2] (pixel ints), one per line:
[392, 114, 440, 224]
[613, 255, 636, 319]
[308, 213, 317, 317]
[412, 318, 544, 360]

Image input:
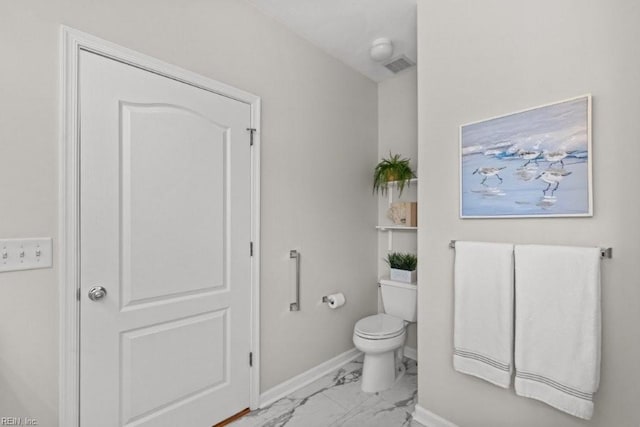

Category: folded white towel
[514, 245, 601, 420]
[453, 241, 514, 388]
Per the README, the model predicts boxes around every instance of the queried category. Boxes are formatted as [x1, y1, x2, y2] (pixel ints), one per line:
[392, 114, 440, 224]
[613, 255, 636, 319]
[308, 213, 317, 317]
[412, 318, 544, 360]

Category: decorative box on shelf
[387, 201, 417, 227]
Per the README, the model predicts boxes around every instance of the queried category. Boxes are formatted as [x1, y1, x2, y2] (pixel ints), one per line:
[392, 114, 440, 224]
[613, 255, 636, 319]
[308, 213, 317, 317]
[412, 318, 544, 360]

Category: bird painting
[460, 95, 591, 217]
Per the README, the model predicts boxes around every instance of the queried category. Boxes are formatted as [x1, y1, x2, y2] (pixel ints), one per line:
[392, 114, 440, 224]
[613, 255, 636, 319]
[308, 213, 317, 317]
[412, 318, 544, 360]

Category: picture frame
[459, 95, 592, 218]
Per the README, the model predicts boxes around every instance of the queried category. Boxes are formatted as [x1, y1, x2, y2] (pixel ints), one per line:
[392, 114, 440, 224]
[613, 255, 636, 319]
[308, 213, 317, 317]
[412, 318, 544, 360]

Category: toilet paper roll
[327, 293, 346, 309]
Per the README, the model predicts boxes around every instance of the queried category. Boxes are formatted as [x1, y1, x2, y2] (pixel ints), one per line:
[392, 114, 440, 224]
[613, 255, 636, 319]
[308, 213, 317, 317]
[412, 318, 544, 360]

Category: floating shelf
[378, 278, 417, 287]
[376, 225, 418, 231]
[382, 178, 418, 187]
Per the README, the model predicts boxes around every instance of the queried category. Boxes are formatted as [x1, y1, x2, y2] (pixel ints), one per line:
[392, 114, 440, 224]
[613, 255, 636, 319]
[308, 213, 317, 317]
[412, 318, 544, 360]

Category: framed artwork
[460, 95, 592, 218]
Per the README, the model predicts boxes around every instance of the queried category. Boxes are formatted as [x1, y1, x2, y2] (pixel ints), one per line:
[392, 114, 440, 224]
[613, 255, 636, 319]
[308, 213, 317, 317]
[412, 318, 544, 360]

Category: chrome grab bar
[289, 250, 300, 311]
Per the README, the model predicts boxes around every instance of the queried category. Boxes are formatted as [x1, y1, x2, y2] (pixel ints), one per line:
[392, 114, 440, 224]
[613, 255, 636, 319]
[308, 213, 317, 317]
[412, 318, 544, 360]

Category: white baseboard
[404, 345, 417, 361]
[412, 404, 458, 427]
[259, 347, 362, 408]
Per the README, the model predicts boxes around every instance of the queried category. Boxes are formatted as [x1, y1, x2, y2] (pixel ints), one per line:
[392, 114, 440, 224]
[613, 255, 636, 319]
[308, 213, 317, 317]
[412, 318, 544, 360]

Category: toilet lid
[354, 314, 404, 339]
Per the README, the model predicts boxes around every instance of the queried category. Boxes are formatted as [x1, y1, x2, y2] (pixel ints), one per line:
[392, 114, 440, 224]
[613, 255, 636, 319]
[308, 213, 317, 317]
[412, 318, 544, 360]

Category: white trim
[404, 346, 417, 361]
[249, 99, 261, 410]
[412, 405, 458, 427]
[59, 26, 261, 427]
[259, 348, 362, 408]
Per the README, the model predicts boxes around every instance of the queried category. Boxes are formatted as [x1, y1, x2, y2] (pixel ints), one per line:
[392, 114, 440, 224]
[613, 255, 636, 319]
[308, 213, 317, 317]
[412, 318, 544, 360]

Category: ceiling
[246, 0, 417, 82]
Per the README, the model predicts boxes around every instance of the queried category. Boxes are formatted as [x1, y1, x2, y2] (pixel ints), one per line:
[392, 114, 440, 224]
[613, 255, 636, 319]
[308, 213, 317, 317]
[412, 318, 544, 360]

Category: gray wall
[417, 1, 640, 426]
[377, 69, 418, 349]
[0, 1, 378, 425]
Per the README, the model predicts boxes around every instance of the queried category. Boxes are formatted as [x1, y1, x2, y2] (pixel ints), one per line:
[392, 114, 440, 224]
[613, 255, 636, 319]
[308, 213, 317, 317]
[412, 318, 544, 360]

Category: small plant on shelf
[385, 252, 418, 283]
[373, 152, 416, 196]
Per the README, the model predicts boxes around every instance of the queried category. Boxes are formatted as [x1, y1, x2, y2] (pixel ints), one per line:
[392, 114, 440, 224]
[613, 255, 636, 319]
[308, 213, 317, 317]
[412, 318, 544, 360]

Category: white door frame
[59, 26, 261, 427]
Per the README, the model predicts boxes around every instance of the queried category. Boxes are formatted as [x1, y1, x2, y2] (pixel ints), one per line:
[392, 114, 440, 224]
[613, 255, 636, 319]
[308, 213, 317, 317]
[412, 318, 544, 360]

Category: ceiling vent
[383, 55, 416, 74]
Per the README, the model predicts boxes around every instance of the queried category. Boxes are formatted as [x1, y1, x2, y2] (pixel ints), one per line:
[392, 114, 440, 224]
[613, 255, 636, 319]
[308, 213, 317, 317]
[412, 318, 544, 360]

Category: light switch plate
[0, 238, 53, 272]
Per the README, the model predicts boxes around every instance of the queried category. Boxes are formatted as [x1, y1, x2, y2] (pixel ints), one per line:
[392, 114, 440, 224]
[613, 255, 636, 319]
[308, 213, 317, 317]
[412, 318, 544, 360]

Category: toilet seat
[354, 314, 404, 340]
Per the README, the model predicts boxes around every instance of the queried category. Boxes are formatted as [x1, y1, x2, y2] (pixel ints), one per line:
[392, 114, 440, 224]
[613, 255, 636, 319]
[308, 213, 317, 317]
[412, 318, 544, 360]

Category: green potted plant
[373, 152, 416, 196]
[385, 252, 417, 283]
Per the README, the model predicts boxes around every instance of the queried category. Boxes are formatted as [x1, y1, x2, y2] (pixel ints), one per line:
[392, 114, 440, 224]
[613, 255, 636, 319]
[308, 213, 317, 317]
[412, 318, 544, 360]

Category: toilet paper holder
[322, 294, 345, 307]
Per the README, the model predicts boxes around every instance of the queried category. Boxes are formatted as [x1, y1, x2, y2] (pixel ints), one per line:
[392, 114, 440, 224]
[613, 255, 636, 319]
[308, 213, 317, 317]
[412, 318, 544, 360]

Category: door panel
[79, 50, 251, 427]
[120, 103, 227, 306]
[121, 310, 228, 423]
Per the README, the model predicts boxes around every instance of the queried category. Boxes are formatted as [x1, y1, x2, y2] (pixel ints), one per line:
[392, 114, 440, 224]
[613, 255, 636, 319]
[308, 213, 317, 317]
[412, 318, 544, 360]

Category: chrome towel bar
[448, 240, 612, 259]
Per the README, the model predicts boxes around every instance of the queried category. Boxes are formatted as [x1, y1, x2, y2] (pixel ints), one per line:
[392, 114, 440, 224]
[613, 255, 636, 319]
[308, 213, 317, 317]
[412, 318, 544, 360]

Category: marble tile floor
[230, 356, 424, 427]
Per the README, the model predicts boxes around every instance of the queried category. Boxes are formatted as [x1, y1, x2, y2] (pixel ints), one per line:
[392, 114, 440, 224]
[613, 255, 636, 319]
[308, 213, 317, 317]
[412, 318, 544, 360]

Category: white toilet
[353, 279, 417, 393]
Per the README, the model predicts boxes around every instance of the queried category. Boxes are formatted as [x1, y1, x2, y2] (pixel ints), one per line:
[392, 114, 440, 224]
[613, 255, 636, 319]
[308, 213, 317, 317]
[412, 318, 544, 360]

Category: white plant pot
[389, 268, 417, 284]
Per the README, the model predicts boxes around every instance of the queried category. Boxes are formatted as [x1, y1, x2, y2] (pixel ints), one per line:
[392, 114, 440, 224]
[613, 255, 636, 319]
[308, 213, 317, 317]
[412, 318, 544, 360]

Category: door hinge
[250, 241, 253, 257]
[246, 128, 256, 146]
[77, 288, 81, 301]
[249, 352, 253, 367]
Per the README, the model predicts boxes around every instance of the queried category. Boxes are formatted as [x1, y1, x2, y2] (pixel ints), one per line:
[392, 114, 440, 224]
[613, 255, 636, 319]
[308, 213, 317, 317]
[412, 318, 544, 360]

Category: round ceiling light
[370, 38, 394, 62]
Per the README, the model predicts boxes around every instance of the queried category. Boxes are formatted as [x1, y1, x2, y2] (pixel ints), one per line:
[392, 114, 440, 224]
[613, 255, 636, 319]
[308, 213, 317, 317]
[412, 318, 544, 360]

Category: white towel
[514, 245, 601, 420]
[453, 241, 514, 388]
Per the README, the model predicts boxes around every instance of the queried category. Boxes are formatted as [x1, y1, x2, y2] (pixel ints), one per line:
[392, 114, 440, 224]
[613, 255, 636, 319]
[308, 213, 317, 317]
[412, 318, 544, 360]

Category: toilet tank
[380, 279, 417, 322]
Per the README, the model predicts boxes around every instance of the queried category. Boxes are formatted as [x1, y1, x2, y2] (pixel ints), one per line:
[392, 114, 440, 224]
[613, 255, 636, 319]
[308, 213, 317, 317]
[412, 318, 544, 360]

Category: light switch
[0, 238, 53, 272]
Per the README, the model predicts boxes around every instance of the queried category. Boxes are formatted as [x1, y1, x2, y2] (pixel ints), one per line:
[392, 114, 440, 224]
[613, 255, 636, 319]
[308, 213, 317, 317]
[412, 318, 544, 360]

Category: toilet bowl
[353, 280, 417, 393]
[353, 313, 407, 392]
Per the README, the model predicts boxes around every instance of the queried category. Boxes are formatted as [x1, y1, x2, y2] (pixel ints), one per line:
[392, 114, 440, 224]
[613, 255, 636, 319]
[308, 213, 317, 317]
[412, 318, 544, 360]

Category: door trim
[59, 26, 261, 427]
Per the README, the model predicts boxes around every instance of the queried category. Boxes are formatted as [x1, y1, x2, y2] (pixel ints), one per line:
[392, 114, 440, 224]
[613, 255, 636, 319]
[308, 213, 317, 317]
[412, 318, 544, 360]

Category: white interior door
[79, 50, 252, 427]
